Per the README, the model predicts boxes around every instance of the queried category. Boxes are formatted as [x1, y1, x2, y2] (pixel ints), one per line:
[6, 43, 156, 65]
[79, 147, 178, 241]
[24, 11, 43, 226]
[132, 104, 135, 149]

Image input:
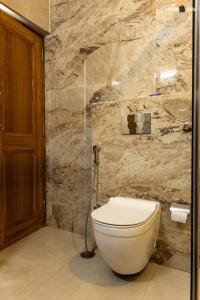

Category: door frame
[0, 7, 48, 247]
[192, 0, 199, 299]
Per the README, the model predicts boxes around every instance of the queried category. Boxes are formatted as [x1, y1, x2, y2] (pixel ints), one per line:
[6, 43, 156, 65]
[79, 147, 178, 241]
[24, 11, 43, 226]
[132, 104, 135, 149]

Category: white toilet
[91, 197, 161, 275]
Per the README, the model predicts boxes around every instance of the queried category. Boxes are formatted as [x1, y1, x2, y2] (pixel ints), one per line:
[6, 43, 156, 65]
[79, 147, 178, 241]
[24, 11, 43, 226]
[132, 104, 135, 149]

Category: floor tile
[143, 281, 190, 300]
[0, 227, 191, 300]
[152, 264, 190, 292]
[26, 252, 157, 300]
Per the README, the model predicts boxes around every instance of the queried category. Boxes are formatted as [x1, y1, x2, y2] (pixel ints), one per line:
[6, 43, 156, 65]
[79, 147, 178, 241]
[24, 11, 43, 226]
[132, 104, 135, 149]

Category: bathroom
[0, 0, 199, 299]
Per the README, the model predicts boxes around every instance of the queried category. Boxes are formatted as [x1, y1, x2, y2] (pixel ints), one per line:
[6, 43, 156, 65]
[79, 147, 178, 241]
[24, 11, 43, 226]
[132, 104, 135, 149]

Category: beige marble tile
[83, 43, 121, 89]
[91, 94, 191, 203]
[0, 227, 191, 300]
[0, 255, 54, 300]
[114, 42, 156, 99]
[50, 0, 121, 41]
[143, 280, 190, 300]
[158, 229, 191, 255]
[164, 253, 191, 273]
[1, 0, 49, 32]
[0, 227, 81, 300]
[45, 0, 192, 273]
[27, 261, 155, 300]
[152, 265, 190, 291]
[155, 0, 192, 94]
[0, 0, 28, 15]
[119, 0, 156, 42]
[27, 0, 49, 32]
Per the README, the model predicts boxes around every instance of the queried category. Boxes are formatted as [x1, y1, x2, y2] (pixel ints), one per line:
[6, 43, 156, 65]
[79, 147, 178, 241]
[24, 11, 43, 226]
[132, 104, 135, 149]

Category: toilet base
[80, 250, 96, 259]
[113, 269, 143, 277]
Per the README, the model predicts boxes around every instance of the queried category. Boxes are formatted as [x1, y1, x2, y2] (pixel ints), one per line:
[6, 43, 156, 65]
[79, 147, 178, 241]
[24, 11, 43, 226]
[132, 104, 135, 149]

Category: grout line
[141, 279, 153, 300]
[140, 264, 158, 300]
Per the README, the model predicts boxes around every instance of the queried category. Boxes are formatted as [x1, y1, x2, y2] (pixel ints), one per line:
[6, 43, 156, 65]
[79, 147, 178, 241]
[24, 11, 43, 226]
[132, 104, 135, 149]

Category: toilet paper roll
[171, 211, 188, 223]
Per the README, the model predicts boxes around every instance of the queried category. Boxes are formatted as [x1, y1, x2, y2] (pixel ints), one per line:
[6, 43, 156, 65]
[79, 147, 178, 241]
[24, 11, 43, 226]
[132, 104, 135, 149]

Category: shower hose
[81, 155, 100, 258]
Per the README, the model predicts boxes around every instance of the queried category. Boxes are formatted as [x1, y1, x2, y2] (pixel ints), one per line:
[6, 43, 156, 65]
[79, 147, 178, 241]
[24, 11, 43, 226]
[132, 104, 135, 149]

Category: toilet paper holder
[170, 203, 190, 214]
[170, 203, 190, 223]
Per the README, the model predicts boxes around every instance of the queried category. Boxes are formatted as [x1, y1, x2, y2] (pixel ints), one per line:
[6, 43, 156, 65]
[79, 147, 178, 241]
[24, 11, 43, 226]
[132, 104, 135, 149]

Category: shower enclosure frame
[192, 0, 199, 298]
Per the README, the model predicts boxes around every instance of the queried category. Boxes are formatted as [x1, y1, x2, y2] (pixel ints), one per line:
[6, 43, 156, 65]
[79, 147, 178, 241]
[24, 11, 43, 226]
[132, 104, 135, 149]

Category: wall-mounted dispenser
[170, 203, 190, 224]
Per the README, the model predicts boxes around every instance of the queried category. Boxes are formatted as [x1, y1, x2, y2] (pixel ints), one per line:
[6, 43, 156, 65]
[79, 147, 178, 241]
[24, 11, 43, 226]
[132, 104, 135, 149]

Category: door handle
[0, 125, 4, 131]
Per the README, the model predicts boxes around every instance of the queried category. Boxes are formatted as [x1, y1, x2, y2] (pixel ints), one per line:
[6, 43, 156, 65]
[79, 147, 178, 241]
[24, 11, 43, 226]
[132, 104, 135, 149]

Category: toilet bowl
[91, 197, 161, 275]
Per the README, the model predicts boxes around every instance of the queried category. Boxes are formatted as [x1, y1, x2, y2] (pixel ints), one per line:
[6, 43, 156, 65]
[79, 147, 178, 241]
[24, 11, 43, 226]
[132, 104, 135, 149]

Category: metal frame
[192, 0, 199, 299]
[0, 2, 49, 37]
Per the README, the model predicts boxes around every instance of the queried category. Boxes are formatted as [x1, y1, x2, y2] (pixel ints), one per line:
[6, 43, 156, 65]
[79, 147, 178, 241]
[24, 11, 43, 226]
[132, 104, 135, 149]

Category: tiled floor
[0, 227, 190, 300]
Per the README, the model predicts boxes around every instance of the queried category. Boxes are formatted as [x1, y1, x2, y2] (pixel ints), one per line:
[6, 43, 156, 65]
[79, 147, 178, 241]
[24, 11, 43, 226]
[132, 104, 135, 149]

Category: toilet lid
[91, 197, 158, 227]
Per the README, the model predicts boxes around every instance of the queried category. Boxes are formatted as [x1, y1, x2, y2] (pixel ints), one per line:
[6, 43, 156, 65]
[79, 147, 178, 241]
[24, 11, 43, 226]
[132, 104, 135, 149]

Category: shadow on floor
[68, 253, 148, 287]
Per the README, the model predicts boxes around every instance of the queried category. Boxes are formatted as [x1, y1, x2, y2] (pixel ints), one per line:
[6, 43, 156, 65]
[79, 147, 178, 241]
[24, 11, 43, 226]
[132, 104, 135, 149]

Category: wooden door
[0, 11, 45, 248]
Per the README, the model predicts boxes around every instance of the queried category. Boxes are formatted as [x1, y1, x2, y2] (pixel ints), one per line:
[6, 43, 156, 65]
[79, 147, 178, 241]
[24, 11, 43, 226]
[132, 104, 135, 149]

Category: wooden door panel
[0, 150, 3, 247]
[0, 11, 45, 248]
[4, 150, 36, 230]
[1, 18, 35, 137]
[3, 29, 34, 135]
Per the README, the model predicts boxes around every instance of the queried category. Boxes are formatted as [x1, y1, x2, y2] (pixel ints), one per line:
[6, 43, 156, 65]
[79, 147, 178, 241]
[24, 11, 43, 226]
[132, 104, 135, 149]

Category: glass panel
[44, 0, 193, 299]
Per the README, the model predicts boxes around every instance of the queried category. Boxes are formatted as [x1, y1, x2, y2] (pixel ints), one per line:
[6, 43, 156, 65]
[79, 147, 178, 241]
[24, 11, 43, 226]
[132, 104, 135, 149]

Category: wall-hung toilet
[91, 197, 161, 275]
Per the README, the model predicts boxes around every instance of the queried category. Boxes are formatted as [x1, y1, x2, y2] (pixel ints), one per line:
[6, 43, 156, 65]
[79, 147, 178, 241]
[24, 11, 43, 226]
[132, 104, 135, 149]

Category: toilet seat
[91, 197, 158, 229]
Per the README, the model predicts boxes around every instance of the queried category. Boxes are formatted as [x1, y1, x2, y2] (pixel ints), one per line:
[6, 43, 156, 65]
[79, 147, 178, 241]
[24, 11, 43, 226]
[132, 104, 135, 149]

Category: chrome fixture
[93, 145, 101, 165]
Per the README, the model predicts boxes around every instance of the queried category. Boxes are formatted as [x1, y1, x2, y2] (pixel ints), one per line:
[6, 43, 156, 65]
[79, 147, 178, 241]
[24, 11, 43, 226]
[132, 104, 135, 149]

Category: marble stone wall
[45, 0, 192, 271]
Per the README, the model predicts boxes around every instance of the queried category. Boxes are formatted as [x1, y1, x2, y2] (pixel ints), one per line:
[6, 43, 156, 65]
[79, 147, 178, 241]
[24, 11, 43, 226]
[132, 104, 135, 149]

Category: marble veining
[45, 0, 192, 271]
